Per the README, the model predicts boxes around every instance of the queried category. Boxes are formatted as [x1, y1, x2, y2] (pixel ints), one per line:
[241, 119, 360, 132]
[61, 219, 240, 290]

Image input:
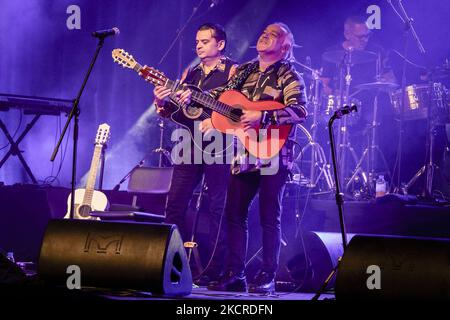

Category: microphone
[210, 0, 220, 8]
[91, 27, 120, 39]
[332, 104, 358, 120]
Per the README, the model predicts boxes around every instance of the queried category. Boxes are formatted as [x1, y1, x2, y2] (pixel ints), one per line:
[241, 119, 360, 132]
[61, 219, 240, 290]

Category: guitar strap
[223, 61, 258, 92]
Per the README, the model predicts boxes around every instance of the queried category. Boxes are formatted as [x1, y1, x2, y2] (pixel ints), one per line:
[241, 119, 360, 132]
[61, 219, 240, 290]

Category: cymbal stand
[153, 118, 172, 167]
[293, 59, 334, 190]
[345, 92, 391, 194]
[405, 83, 441, 197]
[336, 50, 362, 190]
[297, 125, 334, 190]
[306, 63, 334, 190]
[346, 53, 390, 194]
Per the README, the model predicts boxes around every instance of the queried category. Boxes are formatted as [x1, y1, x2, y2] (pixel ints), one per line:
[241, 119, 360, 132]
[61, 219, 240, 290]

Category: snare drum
[390, 84, 430, 120]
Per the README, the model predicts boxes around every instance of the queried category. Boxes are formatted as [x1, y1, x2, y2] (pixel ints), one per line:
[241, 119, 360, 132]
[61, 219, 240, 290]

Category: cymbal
[355, 81, 399, 92]
[322, 49, 377, 65]
[425, 66, 450, 81]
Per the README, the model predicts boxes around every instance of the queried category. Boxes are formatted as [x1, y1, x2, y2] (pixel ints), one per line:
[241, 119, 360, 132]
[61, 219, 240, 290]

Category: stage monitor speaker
[285, 231, 354, 292]
[38, 219, 192, 296]
[335, 235, 450, 300]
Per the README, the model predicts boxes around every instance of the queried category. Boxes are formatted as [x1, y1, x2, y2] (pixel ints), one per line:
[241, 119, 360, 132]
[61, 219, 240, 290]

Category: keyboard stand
[0, 115, 40, 184]
[0, 93, 73, 184]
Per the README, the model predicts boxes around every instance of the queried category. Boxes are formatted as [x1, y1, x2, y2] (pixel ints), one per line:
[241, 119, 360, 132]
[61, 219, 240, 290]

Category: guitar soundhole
[230, 108, 243, 122]
[78, 205, 92, 217]
[183, 105, 203, 119]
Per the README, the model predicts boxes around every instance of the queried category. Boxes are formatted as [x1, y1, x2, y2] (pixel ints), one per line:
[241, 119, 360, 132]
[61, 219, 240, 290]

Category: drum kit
[293, 49, 450, 200]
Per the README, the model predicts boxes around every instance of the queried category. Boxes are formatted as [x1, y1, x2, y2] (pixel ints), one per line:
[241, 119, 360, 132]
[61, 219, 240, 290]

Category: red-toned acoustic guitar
[112, 48, 292, 159]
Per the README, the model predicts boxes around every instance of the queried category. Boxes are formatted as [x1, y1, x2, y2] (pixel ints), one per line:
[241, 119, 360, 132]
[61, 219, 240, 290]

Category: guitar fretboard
[134, 63, 241, 122]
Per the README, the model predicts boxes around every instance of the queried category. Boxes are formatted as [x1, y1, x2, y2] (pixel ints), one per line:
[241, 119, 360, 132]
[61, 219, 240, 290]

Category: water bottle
[375, 175, 387, 198]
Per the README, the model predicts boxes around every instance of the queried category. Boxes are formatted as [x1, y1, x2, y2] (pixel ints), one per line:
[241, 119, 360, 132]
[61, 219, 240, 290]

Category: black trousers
[165, 163, 229, 276]
[224, 166, 289, 275]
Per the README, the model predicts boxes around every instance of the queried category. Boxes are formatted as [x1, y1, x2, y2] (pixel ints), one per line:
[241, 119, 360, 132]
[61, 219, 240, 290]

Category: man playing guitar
[153, 23, 237, 286]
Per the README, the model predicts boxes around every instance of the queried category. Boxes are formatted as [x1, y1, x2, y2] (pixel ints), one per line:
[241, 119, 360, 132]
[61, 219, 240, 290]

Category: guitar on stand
[64, 123, 111, 219]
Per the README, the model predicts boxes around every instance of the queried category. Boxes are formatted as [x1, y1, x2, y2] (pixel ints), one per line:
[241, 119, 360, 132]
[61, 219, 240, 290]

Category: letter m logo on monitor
[83, 233, 124, 254]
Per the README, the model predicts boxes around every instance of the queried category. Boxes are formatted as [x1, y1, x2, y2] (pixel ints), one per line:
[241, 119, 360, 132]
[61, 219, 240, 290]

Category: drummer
[320, 15, 396, 97]
[321, 16, 396, 120]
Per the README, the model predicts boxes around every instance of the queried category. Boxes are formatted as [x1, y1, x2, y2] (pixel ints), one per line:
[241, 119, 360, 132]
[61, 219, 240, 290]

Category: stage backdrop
[1, 0, 448, 188]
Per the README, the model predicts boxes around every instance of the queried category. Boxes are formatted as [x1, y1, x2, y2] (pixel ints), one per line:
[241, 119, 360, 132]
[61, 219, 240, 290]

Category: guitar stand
[0, 116, 40, 184]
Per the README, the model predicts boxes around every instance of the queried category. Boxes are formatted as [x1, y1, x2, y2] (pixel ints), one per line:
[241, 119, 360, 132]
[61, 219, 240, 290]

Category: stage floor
[101, 286, 334, 301]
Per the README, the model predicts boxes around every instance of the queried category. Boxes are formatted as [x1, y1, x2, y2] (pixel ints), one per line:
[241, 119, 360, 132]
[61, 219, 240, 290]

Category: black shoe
[194, 275, 212, 287]
[248, 271, 275, 294]
[194, 273, 222, 287]
[207, 270, 247, 292]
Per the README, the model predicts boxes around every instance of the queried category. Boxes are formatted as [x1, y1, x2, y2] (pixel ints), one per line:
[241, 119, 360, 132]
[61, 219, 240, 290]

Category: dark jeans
[225, 167, 289, 275]
[165, 163, 229, 276]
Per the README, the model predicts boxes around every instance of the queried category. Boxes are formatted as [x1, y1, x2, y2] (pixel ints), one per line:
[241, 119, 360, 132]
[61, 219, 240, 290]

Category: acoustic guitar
[64, 123, 110, 219]
[112, 48, 292, 159]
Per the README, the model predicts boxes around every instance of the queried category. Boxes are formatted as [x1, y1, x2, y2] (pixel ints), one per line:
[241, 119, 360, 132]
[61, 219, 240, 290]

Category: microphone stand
[50, 37, 107, 220]
[397, 0, 426, 54]
[312, 104, 357, 300]
[158, 0, 208, 67]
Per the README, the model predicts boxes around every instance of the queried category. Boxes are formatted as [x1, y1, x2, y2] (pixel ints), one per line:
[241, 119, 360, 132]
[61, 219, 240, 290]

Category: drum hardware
[345, 88, 393, 195]
[390, 84, 431, 121]
[293, 58, 334, 191]
[388, 0, 426, 193]
[152, 118, 172, 167]
[341, 50, 397, 197]
[356, 81, 398, 92]
[322, 49, 377, 65]
[404, 81, 447, 198]
[295, 124, 334, 190]
[332, 49, 362, 191]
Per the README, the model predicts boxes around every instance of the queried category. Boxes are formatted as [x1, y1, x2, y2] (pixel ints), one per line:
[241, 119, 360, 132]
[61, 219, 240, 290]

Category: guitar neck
[82, 144, 103, 205]
[190, 91, 238, 121]
[136, 62, 238, 121]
